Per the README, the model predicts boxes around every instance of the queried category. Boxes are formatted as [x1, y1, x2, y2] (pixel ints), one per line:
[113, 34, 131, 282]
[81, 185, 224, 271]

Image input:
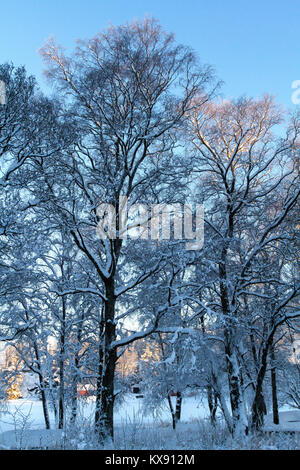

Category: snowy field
[264, 408, 300, 432]
[0, 394, 209, 434]
[0, 394, 212, 449]
[0, 395, 300, 449]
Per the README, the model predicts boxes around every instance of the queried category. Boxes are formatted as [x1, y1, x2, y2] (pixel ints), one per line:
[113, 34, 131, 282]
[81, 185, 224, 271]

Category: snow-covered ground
[264, 409, 300, 432]
[0, 396, 299, 449]
[0, 394, 209, 434]
[0, 394, 210, 448]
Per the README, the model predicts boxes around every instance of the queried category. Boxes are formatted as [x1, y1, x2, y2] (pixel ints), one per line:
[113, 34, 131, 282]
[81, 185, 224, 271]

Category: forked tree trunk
[251, 334, 273, 431]
[167, 393, 177, 430]
[207, 385, 218, 424]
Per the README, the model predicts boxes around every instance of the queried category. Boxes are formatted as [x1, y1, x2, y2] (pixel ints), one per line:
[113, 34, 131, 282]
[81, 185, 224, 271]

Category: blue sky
[0, 0, 299, 110]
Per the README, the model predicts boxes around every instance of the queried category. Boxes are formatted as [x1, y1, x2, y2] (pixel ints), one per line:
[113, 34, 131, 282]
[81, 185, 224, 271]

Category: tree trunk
[270, 345, 279, 425]
[224, 336, 244, 434]
[58, 295, 66, 429]
[70, 353, 80, 424]
[251, 390, 267, 430]
[167, 393, 177, 430]
[70, 314, 85, 424]
[219, 242, 246, 435]
[175, 391, 182, 422]
[207, 385, 218, 424]
[70, 382, 78, 424]
[39, 378, 51, 430]
[95, 306, 105, 436]
[95, 279, 117, 443]
[97, 347, 116, 441]
[251, 335, 272, 431]
[33, 343, 50, 429]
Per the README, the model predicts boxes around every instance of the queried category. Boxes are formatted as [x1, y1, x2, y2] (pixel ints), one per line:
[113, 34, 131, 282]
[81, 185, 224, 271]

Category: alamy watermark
[291, 80, 300, 104]
[95, 197, 204, 250]
[0, 81, 6, 105]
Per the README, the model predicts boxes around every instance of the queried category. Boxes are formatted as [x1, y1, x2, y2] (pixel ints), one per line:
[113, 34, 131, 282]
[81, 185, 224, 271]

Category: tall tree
[187, 96, 300, 435]
[39, 18, 217, 442]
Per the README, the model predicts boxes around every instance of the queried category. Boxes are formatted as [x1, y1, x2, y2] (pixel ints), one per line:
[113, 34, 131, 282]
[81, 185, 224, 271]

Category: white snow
[264, 409, 300, 432]
[0, 394, 209, 448]
[0, 397, 299, 449]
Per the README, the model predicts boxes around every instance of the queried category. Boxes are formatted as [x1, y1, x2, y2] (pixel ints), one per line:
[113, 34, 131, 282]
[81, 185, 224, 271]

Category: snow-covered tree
[37, 18, 217, 442]
[186, 96, 300, 435]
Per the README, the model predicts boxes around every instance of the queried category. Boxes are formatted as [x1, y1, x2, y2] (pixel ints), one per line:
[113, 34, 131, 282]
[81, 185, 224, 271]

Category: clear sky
[0, 0, 299, 110]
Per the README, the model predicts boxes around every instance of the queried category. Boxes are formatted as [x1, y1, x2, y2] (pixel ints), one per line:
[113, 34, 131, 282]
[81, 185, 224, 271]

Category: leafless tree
[39, 18, 217, 441]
